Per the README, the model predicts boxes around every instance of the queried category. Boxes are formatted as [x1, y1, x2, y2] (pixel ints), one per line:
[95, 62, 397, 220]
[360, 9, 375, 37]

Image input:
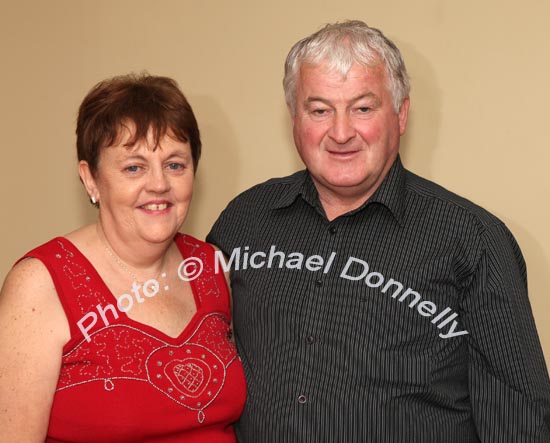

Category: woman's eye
[125, 165, 140, 173]
[167, 163, 184, 170]
[357, 107, 370, 113]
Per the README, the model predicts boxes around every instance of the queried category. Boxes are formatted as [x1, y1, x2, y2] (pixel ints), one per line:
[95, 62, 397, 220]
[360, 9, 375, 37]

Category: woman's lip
[138, 202, 173, 211]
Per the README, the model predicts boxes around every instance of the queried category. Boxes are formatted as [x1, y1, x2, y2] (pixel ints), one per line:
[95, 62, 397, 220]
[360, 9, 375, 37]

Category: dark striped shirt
[207, 156, 550, 442]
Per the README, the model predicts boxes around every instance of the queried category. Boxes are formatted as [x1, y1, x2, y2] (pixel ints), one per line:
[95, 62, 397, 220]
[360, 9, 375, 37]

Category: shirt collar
[272, 155, 407, 224]
[271, 170, 309, 209]
[366, 155, 406, 224]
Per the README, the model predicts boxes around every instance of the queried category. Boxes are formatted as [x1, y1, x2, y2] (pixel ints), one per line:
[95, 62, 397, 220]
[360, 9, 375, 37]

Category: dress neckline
[57, 234, 202, 345]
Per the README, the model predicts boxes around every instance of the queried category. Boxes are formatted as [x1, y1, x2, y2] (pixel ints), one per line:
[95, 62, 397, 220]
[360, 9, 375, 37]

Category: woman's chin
[137, 227, 180, 245]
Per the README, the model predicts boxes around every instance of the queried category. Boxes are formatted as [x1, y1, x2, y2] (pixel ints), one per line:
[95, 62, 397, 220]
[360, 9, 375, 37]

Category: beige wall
[1, 0, 549, 364]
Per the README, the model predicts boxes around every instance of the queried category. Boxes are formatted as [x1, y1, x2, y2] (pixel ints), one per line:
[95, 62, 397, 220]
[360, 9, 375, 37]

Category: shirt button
[328, 226, 337, 234]
[297, 394, 307, 404]
[315, 279, 323, 287]
[305, 335, 316, 345]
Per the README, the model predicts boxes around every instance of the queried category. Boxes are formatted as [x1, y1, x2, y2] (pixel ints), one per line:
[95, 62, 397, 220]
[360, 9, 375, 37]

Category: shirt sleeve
[461, 221, 550, 442]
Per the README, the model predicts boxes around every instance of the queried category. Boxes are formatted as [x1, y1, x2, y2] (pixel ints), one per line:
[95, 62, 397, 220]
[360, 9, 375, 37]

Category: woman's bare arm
[0, 258, 69, 441]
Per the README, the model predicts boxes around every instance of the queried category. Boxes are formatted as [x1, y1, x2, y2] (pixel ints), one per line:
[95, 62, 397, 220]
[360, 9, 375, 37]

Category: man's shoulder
[207, 171, 306, 249]
[403, 168, 504, 230]
[240, 170, 305, 195]
[224, 170, 305, 210]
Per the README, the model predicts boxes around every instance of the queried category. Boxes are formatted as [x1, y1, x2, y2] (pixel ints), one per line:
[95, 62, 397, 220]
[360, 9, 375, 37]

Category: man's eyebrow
[305, 92, 380, 105]
[361, 92, 380, 99]
[305, 97, 331, 106]
[349, 92, 381, 104]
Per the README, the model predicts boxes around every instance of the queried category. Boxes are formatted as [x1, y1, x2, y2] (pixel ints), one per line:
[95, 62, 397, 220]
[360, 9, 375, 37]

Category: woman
[0, 74, 246, 442]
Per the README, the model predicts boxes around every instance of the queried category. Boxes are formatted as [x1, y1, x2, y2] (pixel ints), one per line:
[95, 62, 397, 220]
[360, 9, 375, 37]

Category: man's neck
[316, 186, 376, 221]
[310, 157, 398, 221]
[312, 169, 394, 221]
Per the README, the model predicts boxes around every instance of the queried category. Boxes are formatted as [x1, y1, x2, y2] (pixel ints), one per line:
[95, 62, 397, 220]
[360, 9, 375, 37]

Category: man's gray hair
[283, 20, 410, 114]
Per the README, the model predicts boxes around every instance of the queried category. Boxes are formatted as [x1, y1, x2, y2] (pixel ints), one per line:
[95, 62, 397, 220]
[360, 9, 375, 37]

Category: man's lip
[327, 149, 361, 155]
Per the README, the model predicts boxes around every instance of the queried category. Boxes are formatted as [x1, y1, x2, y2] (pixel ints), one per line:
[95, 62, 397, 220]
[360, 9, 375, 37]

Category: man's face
[291, 61, 409, 204]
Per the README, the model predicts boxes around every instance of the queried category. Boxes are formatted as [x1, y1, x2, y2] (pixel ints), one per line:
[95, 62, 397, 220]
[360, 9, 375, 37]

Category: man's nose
[328, 113, 356, 144]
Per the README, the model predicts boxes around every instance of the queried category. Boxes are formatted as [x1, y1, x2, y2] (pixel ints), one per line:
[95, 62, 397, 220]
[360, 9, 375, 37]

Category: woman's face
[81, 128, 194, 246]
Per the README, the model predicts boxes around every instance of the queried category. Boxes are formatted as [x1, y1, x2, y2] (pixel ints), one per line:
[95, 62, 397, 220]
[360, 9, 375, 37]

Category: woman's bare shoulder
[2, 256, 56, 300]
[1, 256, 70, 342]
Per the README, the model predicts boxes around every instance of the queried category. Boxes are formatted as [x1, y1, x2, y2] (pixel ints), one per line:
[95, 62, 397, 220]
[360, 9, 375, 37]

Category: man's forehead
[299, 59, 385, 82]
[297, 60, 387, 94]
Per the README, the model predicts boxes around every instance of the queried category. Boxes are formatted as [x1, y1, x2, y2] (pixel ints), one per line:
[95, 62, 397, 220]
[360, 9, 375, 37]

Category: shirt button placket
[297, 223, 337, 410]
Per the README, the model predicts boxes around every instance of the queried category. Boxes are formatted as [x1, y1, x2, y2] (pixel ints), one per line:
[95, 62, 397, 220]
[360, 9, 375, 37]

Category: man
[207, 20, 550, 442]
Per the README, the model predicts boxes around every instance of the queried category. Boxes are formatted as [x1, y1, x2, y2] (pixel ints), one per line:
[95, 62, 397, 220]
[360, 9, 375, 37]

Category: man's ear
[79, 160, 100, 203]
[287, 103, 296, 125]
[398, 97, 410, 136]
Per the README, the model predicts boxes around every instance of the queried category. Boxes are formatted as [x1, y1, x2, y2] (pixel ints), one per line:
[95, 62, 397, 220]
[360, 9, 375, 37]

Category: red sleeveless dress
[19, 233, 246, 443]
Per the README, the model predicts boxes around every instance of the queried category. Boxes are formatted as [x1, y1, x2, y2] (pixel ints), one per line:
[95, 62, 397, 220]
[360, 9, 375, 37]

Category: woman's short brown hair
[76, 73, 201, 174]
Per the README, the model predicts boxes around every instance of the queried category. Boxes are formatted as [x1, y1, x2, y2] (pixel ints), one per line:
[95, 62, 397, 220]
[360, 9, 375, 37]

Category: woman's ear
[79, 160, 100, 204]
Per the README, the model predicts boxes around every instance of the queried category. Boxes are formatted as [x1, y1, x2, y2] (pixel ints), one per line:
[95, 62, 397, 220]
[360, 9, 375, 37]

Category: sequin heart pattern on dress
[147, 343, 226, 423]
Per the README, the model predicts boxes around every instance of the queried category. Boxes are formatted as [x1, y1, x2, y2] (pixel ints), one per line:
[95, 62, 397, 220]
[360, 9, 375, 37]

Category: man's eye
[167, 163, 184, 170]
[125, 165, 140, 172]
[357, 107, 370, 113]
[312, 109, 329, 116]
